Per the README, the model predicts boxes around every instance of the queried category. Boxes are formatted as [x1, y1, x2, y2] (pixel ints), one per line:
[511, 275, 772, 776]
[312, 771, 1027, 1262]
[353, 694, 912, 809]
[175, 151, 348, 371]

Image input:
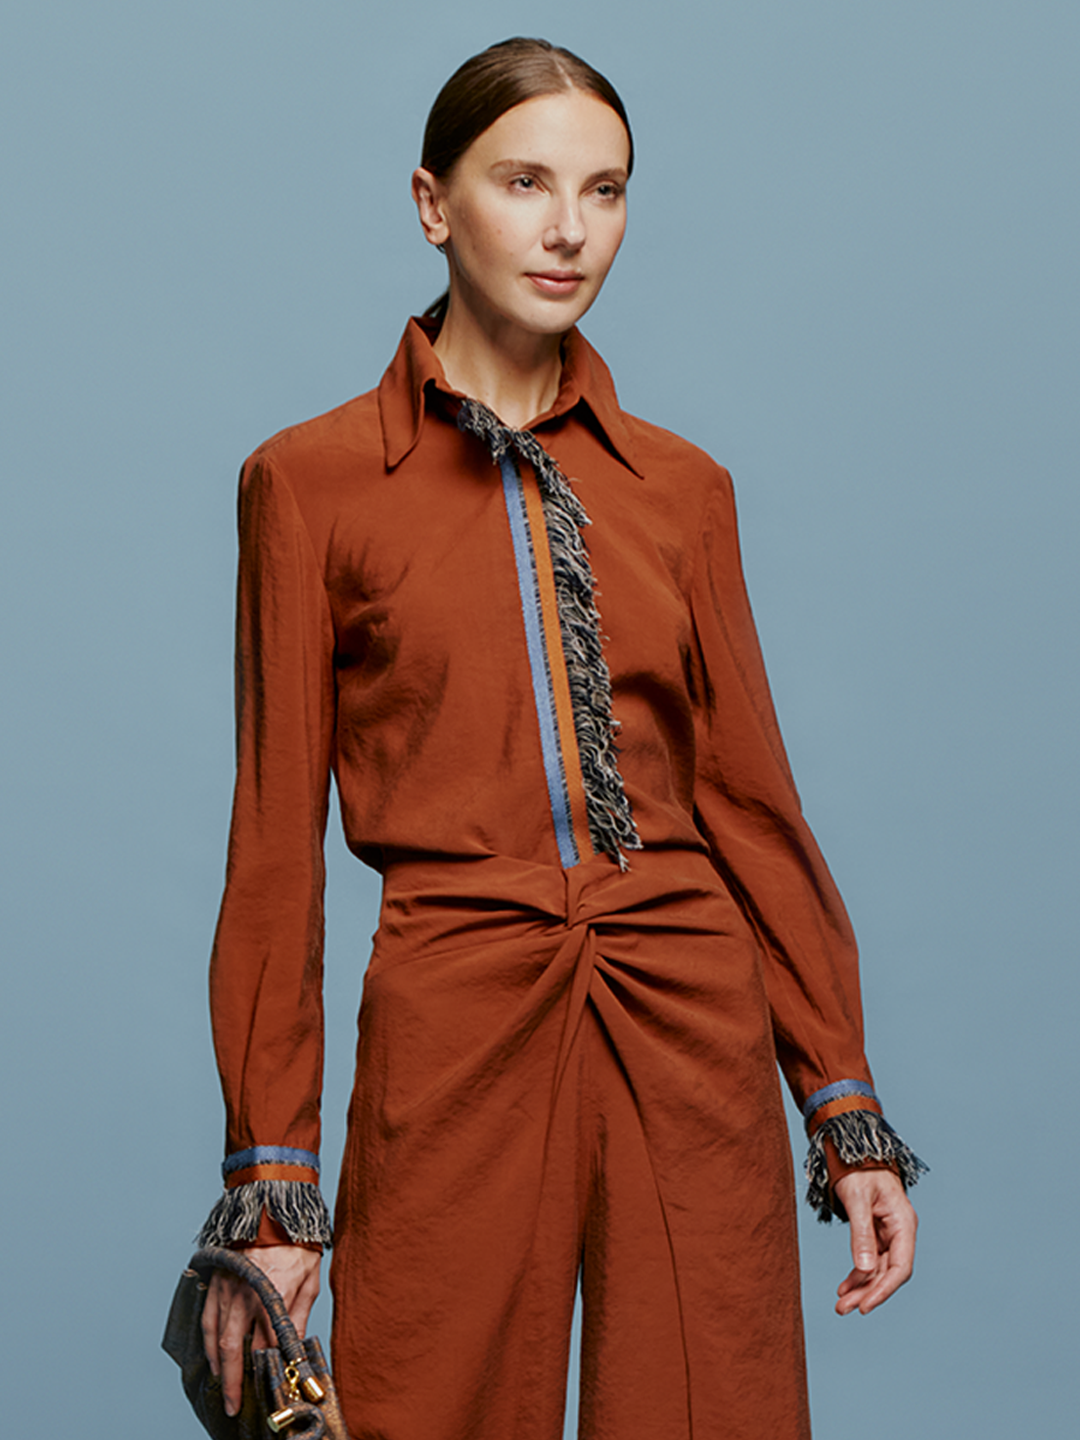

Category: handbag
[162, 1246, 350, 1439]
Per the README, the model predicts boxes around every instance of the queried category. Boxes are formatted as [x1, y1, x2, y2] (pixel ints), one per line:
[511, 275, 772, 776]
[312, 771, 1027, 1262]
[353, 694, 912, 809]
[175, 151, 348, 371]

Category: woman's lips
[527, 272, 585, 296]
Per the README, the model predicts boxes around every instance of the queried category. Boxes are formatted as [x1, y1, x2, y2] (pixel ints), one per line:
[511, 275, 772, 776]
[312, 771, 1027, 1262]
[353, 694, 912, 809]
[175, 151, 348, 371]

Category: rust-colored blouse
[203, 318, 918, 1244]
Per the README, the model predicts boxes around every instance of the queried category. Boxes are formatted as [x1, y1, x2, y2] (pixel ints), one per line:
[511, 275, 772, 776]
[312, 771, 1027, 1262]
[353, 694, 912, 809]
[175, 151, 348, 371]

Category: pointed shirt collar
[378, 316, 642, 477]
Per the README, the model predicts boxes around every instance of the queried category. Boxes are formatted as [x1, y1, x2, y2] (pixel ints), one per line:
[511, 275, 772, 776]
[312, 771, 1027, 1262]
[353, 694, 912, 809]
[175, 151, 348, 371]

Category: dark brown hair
[421, 37, 634, 180]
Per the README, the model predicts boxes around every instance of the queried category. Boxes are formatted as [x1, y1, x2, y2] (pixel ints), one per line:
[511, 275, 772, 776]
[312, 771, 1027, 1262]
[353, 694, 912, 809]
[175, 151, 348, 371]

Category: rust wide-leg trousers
[331, 852, 811, 1440]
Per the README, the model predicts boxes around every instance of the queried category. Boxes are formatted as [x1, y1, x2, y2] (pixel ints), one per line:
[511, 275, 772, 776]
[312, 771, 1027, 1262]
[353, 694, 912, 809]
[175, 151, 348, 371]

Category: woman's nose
[544, 197, 586, 252]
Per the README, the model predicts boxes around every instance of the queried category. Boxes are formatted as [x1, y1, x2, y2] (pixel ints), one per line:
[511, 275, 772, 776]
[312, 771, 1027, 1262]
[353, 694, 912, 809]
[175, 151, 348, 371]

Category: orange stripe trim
[224, 1164, 321, 1188]
[806, 1095, 884, 1137]
[519, 466, 594, 860]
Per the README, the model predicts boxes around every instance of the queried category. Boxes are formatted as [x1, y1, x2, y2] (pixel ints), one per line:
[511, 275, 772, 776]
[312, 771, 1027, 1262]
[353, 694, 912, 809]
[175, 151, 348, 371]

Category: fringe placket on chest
[458, 399, 641, 870]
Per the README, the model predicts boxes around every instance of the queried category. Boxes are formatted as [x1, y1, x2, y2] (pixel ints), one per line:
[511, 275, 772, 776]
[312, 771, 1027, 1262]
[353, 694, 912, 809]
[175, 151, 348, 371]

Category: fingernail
[857, 1253, 874, 1270]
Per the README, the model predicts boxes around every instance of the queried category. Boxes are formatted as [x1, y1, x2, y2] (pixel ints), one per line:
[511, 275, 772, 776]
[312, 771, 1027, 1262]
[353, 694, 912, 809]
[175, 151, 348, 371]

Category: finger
[835, 1267, 877, 1316]
[835, 1240, 886, 1315]
[202, 1272, 245, 1374]
[252, 1309, 275, 1352]
[291, 1298, 314, 1339]
[848, 1259, 906, 1315]
[844, 1194, 881, 1278]
[839, 1217, 918, 1314]
[853, 1224, 917, 1314]
[836, 1264, 877, 1299]
[219, 1309, 254, 1417]
[290, 1265, 321, 1338]
[201, 1280, 221, 1375]
[210, 1279, 259, 1417]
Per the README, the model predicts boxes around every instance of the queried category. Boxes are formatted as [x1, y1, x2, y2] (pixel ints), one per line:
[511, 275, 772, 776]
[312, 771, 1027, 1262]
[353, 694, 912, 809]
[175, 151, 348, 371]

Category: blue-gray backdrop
[2, 2, 1076, 1435]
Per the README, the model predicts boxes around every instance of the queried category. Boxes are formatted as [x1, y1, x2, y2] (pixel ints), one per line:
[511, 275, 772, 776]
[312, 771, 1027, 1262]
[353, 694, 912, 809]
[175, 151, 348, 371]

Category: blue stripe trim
[499, 454, 579, 869]
[222, 1146, 321, 1177]
[802, 1079, 879, 1121]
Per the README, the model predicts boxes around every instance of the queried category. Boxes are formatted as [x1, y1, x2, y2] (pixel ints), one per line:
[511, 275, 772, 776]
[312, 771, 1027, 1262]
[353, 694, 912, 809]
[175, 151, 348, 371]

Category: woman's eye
[511, 175, 537, 191]
[595, 183, 623, 200]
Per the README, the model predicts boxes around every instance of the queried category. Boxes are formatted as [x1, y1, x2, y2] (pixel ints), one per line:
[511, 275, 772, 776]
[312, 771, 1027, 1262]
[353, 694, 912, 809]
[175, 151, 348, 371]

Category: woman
[199, 37, 923, 1440]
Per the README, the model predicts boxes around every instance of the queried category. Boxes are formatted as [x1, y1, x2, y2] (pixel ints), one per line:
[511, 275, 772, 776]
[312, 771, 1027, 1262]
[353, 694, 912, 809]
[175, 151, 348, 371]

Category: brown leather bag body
[162, 1247, 350, 1439]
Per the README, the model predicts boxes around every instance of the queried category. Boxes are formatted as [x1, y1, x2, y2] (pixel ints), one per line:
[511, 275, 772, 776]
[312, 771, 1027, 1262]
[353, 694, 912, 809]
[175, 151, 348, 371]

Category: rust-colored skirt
[331, 849, 810, 1440]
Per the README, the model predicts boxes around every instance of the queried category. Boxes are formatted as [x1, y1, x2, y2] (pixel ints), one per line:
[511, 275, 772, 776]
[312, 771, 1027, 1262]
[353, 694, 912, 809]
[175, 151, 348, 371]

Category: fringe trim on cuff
[196, 1180, 334, 1249]
[806, 1110, 928, 1223]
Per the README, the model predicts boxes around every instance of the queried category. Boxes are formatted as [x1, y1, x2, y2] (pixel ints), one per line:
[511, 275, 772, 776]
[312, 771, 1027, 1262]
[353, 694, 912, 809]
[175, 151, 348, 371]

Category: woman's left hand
[201, 1243, 322, 1416]
[831, 1168, 918, 1316]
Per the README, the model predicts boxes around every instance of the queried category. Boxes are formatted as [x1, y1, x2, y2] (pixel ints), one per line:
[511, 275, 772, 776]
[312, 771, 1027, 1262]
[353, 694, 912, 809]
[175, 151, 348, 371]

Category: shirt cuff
[801, 1080, 927, 1222]
[196, 1146, 333, 1249]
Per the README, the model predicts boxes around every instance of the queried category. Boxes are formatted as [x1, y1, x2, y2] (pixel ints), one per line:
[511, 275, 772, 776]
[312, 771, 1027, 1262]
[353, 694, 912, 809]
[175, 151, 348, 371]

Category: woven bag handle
[188, 1246, 308, 1370]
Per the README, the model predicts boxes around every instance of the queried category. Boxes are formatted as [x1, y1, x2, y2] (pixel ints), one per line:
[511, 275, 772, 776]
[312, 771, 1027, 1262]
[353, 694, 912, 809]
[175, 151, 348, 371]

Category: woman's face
[414, 89, 631, 339]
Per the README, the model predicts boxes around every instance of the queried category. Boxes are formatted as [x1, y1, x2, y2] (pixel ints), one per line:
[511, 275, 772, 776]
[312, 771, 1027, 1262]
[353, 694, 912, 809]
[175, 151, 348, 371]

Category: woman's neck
[432, 299, 566, 430]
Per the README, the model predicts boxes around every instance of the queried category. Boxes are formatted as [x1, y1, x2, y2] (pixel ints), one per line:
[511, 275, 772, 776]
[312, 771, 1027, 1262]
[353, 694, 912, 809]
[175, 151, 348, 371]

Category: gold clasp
[274, 1358, 323, 1419]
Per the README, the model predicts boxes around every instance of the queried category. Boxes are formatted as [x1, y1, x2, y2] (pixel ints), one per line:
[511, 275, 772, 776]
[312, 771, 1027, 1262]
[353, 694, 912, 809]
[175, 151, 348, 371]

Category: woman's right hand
[200, 1244, 322, 1417]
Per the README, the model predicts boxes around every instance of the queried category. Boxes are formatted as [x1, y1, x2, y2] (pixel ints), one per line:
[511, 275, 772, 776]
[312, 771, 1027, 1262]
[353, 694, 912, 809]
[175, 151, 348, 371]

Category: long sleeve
[687, 467, 924, 1216]
[198, 452, 337, 1246]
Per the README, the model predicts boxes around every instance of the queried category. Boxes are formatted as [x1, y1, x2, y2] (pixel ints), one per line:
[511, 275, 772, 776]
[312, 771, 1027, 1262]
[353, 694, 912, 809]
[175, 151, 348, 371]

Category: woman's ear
[412, 168, 451, 249]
